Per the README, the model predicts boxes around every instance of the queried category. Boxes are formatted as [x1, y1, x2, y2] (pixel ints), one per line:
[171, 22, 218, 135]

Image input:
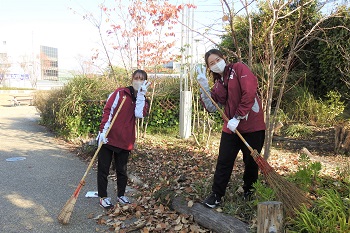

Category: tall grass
[282, 86, 345, 126]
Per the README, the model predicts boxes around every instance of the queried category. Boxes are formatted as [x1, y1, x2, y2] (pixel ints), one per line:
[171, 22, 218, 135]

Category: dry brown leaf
[93, 214, 103, 220]
[174, 224, 183, 231]
[135, 210, 142, 218]
[159, 204, 165, 212]
[175, 216, 181, 224]
[87, 213, 95, 219]
[187, 200, 194, 207]
[97, 218, 106, 225]
[190, 224, 199, 232]
[181, 216, 188, 224]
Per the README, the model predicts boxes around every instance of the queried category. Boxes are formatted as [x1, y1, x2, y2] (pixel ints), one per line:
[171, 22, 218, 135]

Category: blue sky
[0, 0, 225, 70]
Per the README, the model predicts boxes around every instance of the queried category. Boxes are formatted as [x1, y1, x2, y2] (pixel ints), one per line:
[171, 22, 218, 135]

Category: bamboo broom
[58, 96, 126, 224]
[197, 80, 310, 217]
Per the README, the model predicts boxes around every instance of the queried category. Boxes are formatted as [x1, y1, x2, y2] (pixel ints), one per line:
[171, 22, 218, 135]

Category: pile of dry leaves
[86, 130, 349, 232]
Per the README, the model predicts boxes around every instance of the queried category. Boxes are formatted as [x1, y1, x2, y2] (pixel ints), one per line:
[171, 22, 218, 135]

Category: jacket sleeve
[99, 90, 121, 133]
[200, 79, 227, 112]
[135, 93, 149, 118]
[234, 63, 258, 119]
[199, 85, 217, 112]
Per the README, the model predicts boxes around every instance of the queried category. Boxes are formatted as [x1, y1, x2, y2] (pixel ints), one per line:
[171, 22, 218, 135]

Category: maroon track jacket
[99, 87, 149, 151]
[209, 62, 266, 134]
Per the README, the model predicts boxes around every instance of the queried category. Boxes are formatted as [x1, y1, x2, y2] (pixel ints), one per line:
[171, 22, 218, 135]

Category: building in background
[40, 45, 58, 81]
[0, 38, 68, 89]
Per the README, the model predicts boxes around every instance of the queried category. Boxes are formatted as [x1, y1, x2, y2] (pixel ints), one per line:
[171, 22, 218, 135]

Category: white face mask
[210, 59, 226, 74]
[132, 80, 143, 91]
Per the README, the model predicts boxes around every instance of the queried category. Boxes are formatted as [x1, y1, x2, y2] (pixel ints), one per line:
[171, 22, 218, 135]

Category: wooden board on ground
[171, 196, 249, 233]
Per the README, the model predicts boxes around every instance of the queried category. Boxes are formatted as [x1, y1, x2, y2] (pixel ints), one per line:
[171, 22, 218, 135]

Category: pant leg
[114, 149, 130, 197]
[241, 130, 265, 192]
[97, 145, 113, 198]
[212, 131, 241, 197]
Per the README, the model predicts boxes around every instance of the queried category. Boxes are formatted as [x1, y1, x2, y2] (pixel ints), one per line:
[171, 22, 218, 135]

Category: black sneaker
[243, 191, 254, 201]
[203, 193, 221, 208]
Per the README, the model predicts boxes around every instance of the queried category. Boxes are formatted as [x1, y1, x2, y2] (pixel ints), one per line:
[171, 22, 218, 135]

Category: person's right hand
[196, 65, 209, 87]
[227, 118, 240, 133]
[96, 131, 108, 145]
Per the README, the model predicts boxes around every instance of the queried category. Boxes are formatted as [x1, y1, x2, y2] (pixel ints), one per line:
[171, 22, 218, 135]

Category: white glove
[196, 65, 209, 89]
[138, 80, 151, 96]
[227, 118, 240, 133]
[96, 131, 108, 145]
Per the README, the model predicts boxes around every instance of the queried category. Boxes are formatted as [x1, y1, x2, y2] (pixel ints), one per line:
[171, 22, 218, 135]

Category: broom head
[57, 195, 78, 224]
[253, 151, 311, 217]
[57, 182, 84, 224]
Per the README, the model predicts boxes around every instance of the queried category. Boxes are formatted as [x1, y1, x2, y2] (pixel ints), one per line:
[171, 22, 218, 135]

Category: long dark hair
[204, 49, 226, 82]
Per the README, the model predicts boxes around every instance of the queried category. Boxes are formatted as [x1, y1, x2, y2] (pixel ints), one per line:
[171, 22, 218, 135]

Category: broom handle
[196, 79, 255, 153]
[80, 96, 127, 182]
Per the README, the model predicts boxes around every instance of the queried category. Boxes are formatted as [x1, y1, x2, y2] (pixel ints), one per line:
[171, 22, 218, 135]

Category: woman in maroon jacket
[96, 70, 150, 209]
[197, 49, 266, 208]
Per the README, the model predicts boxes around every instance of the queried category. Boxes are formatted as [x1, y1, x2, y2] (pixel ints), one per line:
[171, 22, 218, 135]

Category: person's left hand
[96, 131, 108, 145]
[138, 80, 151, 96]
[196, 65, 208, 88]
[227, 118, 240, 133]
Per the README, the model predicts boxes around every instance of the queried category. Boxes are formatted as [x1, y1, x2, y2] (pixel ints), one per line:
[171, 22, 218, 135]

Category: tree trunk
[335, 122, 350, 155]
[257, 201, 284, 233]
[171, 196, 249, 233]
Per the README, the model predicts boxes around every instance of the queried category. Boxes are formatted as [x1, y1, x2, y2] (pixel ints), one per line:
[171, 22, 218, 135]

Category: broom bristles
[57, 195, 78, 224]
[255, 155, 311, 217]
[57, 184, 83, 224]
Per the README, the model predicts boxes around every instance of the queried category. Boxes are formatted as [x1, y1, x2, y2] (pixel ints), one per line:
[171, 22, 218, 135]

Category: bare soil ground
[270, 126, 349, 177]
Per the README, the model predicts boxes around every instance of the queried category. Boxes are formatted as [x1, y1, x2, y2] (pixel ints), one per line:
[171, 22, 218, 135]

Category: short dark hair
[132, 69, 147, 80]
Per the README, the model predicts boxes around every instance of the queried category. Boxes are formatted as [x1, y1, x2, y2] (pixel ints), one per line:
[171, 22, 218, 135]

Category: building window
[40, 45, 58, 81]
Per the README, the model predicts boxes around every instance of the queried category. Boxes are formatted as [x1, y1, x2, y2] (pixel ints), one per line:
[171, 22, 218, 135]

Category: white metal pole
[179, 1, 193, 139]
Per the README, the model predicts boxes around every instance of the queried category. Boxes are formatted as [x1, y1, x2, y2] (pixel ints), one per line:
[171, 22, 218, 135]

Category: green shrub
[291, 189, 350, 233]
[252, 179, 276, 203]
[35, 75, 115, 140]
[290, 153, 322, 190]
[283, 123, 313, 139]
[282, 86, 345, 126]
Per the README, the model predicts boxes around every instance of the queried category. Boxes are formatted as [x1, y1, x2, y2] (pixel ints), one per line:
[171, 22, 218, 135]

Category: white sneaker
[99, 197, 114, 210]
[118, 196, 131, 204]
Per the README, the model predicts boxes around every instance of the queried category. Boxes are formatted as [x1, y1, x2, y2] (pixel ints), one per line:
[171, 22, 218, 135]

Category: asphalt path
[0, 94, 114, 233]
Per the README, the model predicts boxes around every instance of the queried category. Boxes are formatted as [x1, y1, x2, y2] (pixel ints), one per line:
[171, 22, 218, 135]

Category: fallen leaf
[187, 200, 194, 207]
[174, 224, 183, 231]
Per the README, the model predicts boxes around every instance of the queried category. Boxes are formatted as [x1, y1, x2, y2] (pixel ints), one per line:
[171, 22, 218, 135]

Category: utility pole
[179, 0, 194, 139]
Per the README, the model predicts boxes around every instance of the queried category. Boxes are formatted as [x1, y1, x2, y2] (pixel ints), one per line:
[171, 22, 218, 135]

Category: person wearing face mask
[197, 49, 266, 208]
[96, 69, 150, 210]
